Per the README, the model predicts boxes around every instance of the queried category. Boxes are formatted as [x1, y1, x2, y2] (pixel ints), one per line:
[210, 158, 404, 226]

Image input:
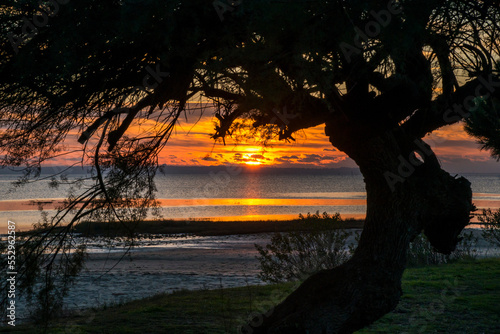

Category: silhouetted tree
[1, 0, 500, 332]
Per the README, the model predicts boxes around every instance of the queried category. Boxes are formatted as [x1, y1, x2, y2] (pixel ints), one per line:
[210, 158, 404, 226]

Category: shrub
[407, 230, 479, 267]
[479, 208, 500, 247]
[255, 212, 359, 283]
[255, 211, 481, 283]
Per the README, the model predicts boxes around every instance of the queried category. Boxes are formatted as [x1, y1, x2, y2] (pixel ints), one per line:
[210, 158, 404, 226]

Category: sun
[244, 160, 262, 166]
[239, 148, 267, 165]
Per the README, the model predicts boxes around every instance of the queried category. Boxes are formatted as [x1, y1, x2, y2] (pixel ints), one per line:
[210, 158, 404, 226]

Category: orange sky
[161, 106, 349, 168]
[53, 104, 498, 173]
[156, 105, 498, 173]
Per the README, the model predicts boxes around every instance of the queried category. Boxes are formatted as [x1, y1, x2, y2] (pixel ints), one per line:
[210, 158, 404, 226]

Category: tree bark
[246, 126, 473, 334]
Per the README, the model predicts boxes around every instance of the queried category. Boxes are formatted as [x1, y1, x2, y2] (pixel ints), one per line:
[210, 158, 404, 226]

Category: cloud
[273, 155, 299, 164]
[298, 154, 322, 163]
[202, 156, 218, 162]
[437, 139, 482, 148]
[274, 157, 291, 163]
[439, 156, 500, 173]
[147, 105, 496, 172]
[321, 156, 343, 161]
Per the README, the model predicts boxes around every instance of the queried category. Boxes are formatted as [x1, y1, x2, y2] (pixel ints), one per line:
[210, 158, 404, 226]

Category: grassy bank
[5, 258, 499, 333]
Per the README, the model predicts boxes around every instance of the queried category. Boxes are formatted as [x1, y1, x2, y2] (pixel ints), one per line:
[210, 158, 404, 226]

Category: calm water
[1, 171, 499, 232]
[1, 170, 500, 320]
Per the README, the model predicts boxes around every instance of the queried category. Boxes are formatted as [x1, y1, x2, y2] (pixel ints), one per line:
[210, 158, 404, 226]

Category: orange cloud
[31, 105, 497, 172]
[159, 107, 352, 167]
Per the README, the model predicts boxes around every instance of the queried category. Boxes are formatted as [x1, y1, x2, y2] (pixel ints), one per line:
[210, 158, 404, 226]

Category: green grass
[358, 258, 500, 333]
[4, 258, 500, 334]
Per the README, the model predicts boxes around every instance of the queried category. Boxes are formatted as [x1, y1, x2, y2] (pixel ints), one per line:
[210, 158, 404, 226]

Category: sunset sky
[152, 104, 498, 173]
[54, 103, 498, 173]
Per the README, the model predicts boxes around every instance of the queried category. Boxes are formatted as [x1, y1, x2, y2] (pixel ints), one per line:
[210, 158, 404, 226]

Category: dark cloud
[322, 156, 341, 161]
[273, 157, 290, 163]
[437, 140, 482, 148]
[273, 155, 298, 164]
[298, 154, 322, 163]
[202, 156, 218, 162]
[439, 156, 500, 173]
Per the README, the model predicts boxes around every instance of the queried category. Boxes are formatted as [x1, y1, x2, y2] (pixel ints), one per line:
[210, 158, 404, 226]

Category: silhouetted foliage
[256, 212, 359, 283]
[480, 209, 500, 247]
[465, 106, 500, 160]
[407, 231, 479, 267]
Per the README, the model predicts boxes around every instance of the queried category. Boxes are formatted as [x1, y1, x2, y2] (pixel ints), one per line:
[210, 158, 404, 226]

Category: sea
[1, 167, 499, 320]
[1, 166, 499, 233]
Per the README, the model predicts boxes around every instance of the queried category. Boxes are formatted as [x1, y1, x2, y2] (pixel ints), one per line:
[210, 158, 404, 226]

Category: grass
[358, 258, 500, 333]
[4, 258, 500, 333]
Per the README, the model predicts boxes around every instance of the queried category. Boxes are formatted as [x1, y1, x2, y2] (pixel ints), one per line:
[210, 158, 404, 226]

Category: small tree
[407, 231, 479, 267]
[480, 209, 500, 248]
[255, 212, 359, 283]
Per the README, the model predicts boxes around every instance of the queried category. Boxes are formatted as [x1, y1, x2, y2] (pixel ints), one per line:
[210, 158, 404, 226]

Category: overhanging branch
[402, 75, 500, 138]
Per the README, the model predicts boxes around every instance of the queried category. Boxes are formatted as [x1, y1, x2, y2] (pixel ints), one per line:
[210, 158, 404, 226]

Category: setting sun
[244, 160, 262, 166]
[240, 148, 268, 165]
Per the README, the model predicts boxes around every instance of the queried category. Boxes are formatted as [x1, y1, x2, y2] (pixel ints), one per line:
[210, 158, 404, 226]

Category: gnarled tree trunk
[247, 127, 473, 334]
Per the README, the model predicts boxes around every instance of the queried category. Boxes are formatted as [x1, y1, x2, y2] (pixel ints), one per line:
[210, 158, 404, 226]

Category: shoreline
[70, 218, 365, 237]
[4, 217, 491, 238]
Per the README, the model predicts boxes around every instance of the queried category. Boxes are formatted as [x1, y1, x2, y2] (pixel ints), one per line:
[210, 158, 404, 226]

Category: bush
[479, 208, 500, 247]
[255, 212, 359, 283]
[407, 230, 479, 267]
[255, 211, 481, 283]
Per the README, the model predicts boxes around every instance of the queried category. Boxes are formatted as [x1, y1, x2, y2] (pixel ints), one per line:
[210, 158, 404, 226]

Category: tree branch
[403, 75, 500, 138]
